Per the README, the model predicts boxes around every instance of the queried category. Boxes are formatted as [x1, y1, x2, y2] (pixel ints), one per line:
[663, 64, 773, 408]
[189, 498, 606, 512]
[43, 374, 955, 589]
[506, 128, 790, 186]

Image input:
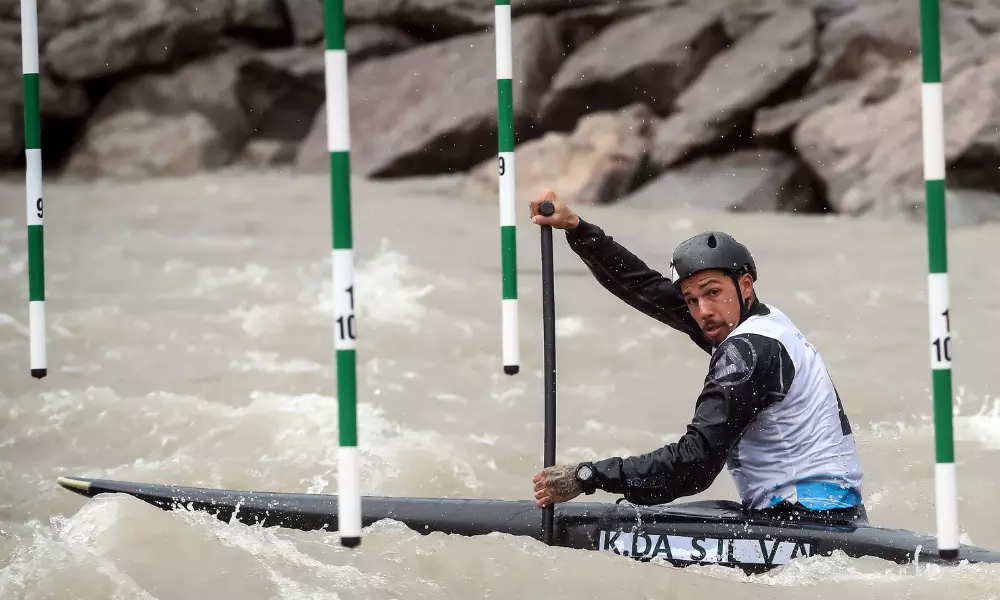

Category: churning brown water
[1, 169, 1000, 599]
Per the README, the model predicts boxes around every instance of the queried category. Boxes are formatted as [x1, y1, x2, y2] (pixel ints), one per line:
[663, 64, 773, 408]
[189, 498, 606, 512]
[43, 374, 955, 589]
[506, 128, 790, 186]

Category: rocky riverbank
[2, 0, 1000, 223]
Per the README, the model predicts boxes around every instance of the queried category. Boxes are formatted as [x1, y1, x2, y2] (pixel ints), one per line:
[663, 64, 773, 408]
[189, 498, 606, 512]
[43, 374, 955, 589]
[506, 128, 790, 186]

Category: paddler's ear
[738, 273, 754, 302]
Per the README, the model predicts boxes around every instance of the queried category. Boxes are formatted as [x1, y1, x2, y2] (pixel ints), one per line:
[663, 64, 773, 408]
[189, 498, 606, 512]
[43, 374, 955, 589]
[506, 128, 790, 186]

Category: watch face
[577, 465, 594, 480]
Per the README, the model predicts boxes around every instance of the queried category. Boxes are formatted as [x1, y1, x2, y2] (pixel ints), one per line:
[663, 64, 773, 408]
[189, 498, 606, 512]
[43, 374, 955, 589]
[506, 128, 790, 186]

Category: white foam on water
[306, 241, 434, 332]
[0, 312, 29, 337]
[867, 387, 1000, 450]
[228, 351, 323, 374]
[0, 501, 157, 600]
[555, 316, 586, 338]
[164, 506, 406, 599]
[228, 304, 299, 337]
[193, 263, 277, 297]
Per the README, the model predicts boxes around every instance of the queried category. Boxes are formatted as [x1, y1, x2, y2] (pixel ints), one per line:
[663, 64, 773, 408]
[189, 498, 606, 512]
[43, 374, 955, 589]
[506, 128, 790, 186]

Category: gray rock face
[538, 5, 729, 132]
[651, 6, 817, 168]
[795, 43, 1000, 220]
[43, 0, 229, 81]
[623, 149, 827, 214]
[296, 14, 564, 177]
[464, 103, 657, 206]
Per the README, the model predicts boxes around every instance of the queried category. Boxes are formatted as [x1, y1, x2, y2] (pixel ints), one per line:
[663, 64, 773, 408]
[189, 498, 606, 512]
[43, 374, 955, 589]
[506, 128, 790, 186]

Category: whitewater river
[1, 169, 999, 599]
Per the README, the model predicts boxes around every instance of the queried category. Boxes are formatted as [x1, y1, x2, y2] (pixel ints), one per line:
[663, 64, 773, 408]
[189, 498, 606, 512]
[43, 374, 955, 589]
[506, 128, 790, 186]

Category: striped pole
[325, 0, 361, 548]
[919, 0, 958, 560]
[495, 0, 519, 376]
[21, 0, 46, 380]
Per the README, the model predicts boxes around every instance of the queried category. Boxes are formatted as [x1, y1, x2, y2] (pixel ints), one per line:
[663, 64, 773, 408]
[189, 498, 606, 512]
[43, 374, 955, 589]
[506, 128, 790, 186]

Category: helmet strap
[731, 272, 752, 324]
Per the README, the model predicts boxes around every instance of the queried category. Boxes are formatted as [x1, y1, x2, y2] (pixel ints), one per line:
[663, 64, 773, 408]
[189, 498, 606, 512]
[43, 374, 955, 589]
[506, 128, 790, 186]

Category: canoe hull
[57, 476, 1000, 573]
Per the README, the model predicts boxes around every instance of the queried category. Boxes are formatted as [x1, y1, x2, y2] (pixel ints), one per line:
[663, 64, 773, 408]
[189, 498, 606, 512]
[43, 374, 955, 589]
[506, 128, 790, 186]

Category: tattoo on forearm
[546, 465, 582, 496]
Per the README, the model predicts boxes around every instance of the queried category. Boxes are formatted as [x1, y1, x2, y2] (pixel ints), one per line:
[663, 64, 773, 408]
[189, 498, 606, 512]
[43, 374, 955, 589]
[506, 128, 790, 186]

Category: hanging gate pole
[21, 0, 46, 379]
[495, 0, 519, 376]
[919, 0, 958, 560]
[324, 0, 361, 549]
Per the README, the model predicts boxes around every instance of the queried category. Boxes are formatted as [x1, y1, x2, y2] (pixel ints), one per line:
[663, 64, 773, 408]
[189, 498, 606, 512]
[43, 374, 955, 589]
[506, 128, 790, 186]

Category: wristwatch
[575, 462, 597, 494]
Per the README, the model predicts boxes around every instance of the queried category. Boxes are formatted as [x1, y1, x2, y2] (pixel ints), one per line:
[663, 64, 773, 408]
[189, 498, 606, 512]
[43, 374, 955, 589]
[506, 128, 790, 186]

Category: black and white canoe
[56, 476, 1000, 573]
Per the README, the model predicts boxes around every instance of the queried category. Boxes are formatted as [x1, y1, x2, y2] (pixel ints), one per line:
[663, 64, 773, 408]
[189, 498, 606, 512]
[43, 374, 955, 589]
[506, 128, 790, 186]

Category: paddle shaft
[539, 200, 557, 545]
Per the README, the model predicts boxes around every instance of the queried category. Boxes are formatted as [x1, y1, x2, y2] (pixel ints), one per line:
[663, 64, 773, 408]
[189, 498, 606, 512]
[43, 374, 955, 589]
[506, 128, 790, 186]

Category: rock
[538, 5, 728, 132]
[342, 0, 612, 37]
[283, 0, 324, 44]
[651, 6, 817, 168]
[753, 80, 855, 144]
[810, 0, 986, 86]
[808, 0, 859, 28]
[295, 14, 564, 177]
[225, 0, 285, 36]
[236, 45, 325, 141]
[464, 104, 657, 206]
[622, 149, 826, 213]
[548, 0, 712, 54]
[240, 138, 299, 166]
[64, 110, 231, 179]
[794, 45, 1000, 220]
[68, 45, 258, 176]
[345, 23, 419, 65]
[0, 23, 90, 165]
[722, 0, 804, 39]
[43, 0, 229, 81]
[224, 0, 292, 47]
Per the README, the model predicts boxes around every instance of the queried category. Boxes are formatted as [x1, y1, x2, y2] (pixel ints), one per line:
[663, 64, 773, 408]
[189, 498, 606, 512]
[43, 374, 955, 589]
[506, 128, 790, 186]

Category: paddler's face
[680, 270, 753, 345]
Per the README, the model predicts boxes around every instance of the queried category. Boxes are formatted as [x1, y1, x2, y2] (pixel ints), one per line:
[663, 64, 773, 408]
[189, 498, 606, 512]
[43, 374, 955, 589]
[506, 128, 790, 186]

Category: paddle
[539, 200, 557, 545]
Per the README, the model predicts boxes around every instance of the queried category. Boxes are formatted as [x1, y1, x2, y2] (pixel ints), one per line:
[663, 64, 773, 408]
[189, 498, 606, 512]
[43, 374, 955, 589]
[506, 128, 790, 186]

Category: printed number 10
[933, 309, 951, 363]
[337, 285, 356, 341]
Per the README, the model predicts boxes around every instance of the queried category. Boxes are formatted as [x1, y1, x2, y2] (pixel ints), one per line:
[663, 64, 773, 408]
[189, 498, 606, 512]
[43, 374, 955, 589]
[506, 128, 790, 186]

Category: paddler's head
[670, 231, 758, 346]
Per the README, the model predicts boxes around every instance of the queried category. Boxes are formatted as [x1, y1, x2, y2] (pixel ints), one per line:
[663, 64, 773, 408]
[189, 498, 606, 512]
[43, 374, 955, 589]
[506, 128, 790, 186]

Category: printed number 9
[498, 156, 506, 176]
[36, 197, 42, 219]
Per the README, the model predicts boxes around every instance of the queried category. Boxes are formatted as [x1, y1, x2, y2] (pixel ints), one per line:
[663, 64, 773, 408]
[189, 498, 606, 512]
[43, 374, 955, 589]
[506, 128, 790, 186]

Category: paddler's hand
[533, 463, 583, 507]
[529, 189, 580, 230]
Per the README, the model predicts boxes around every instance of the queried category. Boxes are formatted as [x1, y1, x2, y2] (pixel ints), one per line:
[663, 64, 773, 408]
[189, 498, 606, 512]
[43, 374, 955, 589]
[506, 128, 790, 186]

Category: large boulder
[621, 149, 827, 213]
[651, 6, 817, 168]
[65, 45, 258, 178]
[65, 110, 231, 179]
[794, 43, 1000, 222]
[345, 23, 419, 66]
[753, 80, 856, 145]
[282, 0, 324, 44]
[42, 0, 229, 81]
[236, 45, 325, 142]
[225, 0, 286, 37]
[0, 22, 89, 165]
[464, 103, 657, 206]
[341, 0, 662, 37]
[537, 4, 729, 132]
[295, 14, 564, 177]
[809, 0, 989, 86]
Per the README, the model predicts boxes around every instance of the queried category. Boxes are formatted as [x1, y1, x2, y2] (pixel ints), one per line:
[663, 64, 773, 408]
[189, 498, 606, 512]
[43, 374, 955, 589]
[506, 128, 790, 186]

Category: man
[528, 190, 864, 517]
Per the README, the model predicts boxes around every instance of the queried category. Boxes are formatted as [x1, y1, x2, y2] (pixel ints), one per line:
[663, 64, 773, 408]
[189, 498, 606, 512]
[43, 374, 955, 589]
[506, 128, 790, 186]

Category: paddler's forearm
[564, 218, 707, 351]
[585, 333, 793, 505]
[588, 427, 729, 505]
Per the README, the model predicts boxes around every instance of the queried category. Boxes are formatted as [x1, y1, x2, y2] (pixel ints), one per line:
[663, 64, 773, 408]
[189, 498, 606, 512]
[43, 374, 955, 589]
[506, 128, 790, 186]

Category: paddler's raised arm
[528, 191, 708, 352]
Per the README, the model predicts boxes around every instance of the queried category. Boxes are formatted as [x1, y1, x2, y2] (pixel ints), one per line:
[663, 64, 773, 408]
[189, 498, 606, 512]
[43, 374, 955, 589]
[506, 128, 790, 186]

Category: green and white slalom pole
[495, 0, 519, 376]
[21, 0, 46, 379]
[325, 0, 361, 549]
[919, 0, 958, 560]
